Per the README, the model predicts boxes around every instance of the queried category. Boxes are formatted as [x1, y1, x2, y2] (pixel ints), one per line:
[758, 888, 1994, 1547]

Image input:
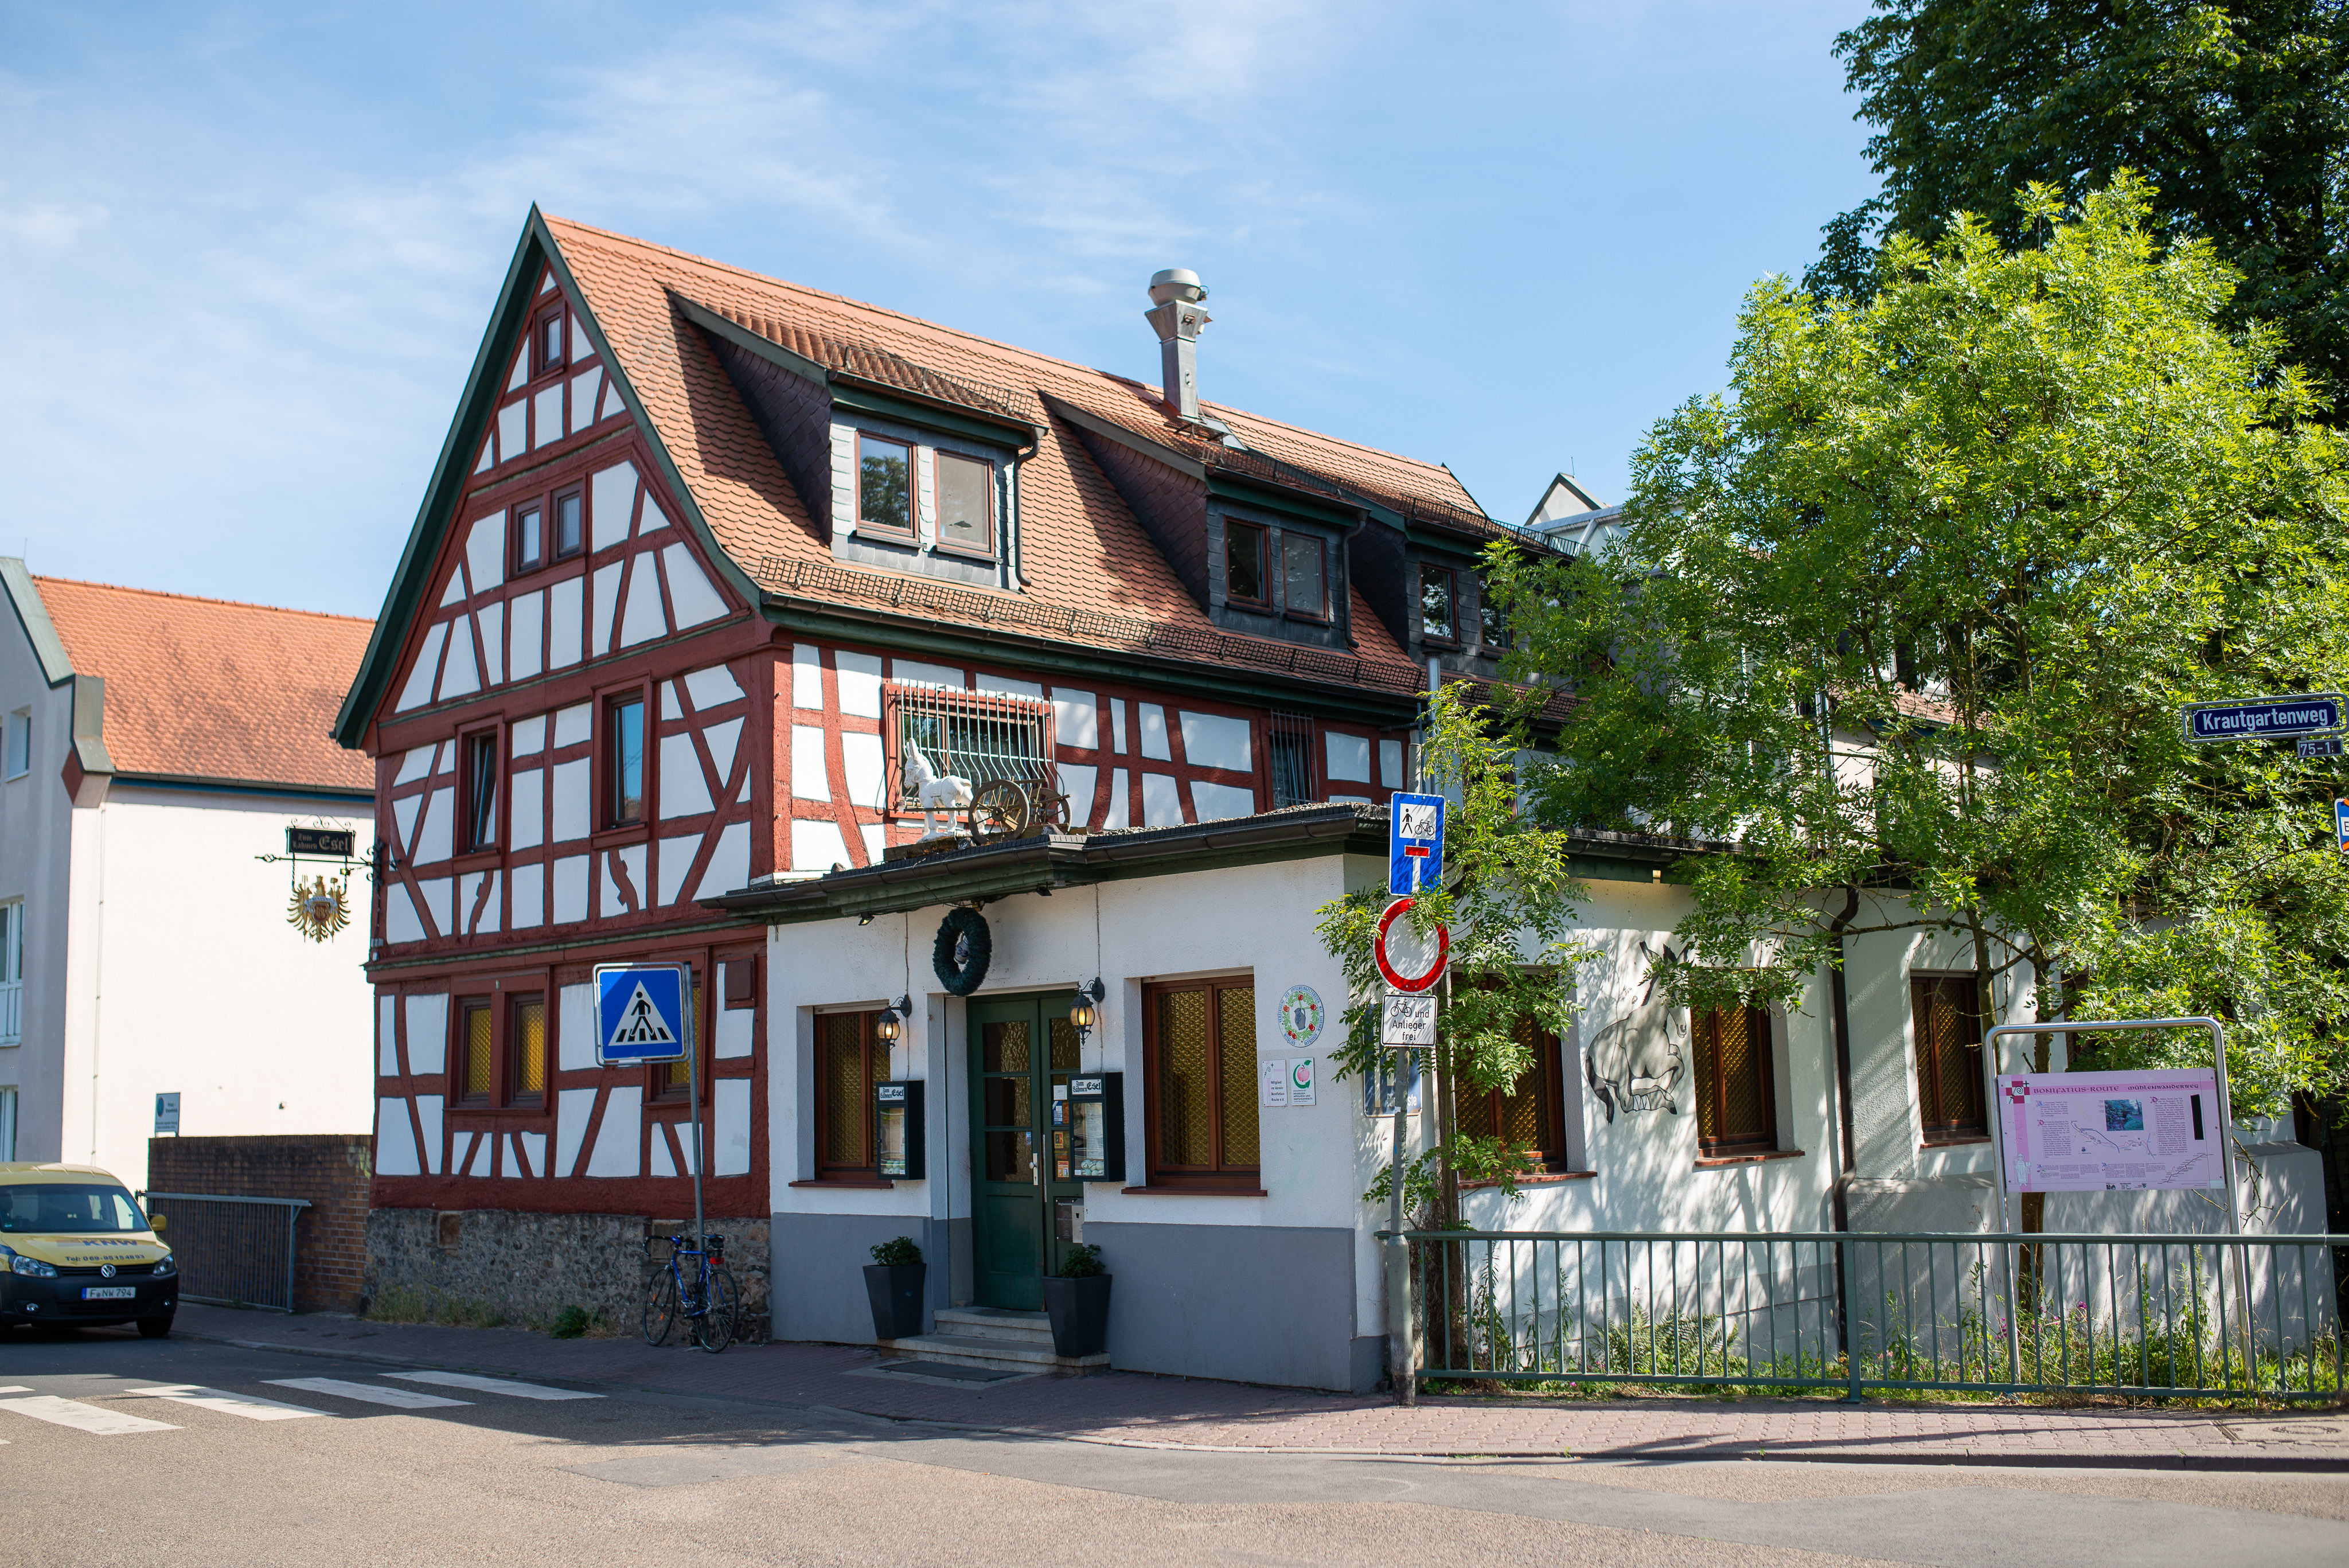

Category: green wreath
[932, 907, 993, 996]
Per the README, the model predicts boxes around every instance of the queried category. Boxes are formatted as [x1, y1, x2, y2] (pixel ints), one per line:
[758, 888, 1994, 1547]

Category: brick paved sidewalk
[168, 1304, 2349, 1470]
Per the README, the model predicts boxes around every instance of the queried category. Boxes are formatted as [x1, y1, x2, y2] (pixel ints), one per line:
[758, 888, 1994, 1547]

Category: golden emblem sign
[288, 874, 351, 942]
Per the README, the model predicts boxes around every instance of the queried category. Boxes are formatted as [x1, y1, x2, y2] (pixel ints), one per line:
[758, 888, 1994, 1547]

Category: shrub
[870, 1236, 922, 1267]
[1059, 1243, 1106, 1279]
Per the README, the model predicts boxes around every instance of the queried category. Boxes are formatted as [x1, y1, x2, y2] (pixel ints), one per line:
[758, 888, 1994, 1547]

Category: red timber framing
[778, 642, 1400, 871]
[364, 262, 774, 1218]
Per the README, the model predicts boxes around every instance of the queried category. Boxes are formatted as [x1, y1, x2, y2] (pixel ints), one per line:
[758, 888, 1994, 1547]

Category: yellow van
[0, 1164, 179, 1337]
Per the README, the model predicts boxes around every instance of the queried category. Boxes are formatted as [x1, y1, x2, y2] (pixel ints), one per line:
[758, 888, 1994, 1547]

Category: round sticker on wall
[1279, 985, 1325, 1047]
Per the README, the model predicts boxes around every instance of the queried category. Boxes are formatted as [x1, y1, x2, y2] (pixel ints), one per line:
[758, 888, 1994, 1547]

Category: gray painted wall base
[1083, 1220, 1362, 1391]
[771, 1211, 940, 1344]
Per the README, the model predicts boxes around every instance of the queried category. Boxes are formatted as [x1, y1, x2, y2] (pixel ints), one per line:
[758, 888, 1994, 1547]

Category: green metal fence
[1391, 1228, 2346, 1402]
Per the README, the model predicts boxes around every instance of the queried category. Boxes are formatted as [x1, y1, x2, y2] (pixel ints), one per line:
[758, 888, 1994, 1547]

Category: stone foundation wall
[365, 1208, 771, 1335]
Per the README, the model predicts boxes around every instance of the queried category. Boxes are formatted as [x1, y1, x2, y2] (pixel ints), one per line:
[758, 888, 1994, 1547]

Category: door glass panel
[1049, 1019, 1080, 1071]
[985, 1130, 1033, 1183]
[1156, 988, 1211, 1166]
[984, 1021, 1030, 1074]
[982, 1076, 1030, 1128]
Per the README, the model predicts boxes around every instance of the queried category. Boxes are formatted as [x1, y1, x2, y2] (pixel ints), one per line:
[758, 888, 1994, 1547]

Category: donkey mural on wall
[1585, 939, 1687, 1122]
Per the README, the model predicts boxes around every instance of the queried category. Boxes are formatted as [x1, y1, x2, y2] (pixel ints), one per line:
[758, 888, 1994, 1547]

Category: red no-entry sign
[1374, 896, 1448, 993]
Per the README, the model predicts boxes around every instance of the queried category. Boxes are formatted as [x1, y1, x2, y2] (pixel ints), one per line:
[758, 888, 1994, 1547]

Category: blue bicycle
[642, 1228, 738, 1353]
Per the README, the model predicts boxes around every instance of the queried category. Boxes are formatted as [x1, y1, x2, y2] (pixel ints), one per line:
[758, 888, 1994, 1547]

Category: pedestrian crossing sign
[594, 962, 691, 1065]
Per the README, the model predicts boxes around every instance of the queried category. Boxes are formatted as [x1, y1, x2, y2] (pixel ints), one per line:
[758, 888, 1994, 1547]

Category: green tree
[1316, 685, 1588, 1226]
[1813, 1, 2349, 405]
[1490, 180, 2349, 1134]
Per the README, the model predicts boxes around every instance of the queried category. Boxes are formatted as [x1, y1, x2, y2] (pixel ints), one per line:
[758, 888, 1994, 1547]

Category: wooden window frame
[1911, 973, 1989, 1143]
[1278, 529, 1332, 623]
[1418, 562, 1459, 645]
[1692, 1003, 1776, 1156]
[507, 992, 548, 1106]
[813, 1008, 882, 1180]
[1224, 519, 1271, 609]
[533, 305, 567, 377]
[512, 499, 547, 574]
[930, 449, 997, 560]
[853, 431, 918, 544]
[1455, 1016, 1574, 1172]
[460, 727, 501, 853]
[553, 484, 585, 561]
[601, 684, 651, 830]
[649, 967, 704, 1105]
[1477, 573, 1512, 650]
[453, 997, 494, 1108]
[1141, 976, 1262, 1190]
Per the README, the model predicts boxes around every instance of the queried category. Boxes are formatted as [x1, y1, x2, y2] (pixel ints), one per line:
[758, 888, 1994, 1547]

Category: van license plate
[81, 1286, 135, 1300]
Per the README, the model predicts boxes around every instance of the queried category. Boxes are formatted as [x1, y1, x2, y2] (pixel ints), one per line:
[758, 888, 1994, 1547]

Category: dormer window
[535, 309, 567, 376]
[1281, 532, 1329, 621]
[1478, 575, 1512, 650]
[856, 433, 915, 541]
[935, 451, 996, 557]
[1226, 521, 1269, 606]
[1419, 564, 1457, 643]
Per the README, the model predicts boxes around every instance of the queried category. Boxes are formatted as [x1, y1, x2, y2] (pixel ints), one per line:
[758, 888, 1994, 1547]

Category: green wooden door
[969, 990, 1080, 1310]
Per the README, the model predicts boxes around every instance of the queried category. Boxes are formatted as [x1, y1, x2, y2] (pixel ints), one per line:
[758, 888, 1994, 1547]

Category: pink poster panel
[1995, 1068, 2226, 1194]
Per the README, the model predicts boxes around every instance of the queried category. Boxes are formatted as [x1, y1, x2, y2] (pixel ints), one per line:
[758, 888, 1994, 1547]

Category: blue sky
[0, 2, 1878, 618]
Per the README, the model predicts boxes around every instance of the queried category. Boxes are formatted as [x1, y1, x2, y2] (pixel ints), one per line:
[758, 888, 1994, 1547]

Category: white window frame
[0, 901, 20, 1048]
[4, 709, 28, 780]
[0, 1086, 15, 1159]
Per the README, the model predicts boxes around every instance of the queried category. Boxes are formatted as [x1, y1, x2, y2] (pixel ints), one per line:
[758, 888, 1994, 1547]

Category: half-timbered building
[344, 213, 2324, 1388]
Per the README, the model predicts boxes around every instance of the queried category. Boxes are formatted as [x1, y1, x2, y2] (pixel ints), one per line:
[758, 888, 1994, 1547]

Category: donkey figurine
[902, 740, 973, 839]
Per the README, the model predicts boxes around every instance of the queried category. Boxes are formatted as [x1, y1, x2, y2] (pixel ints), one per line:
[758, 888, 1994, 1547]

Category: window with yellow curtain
[1910, 974, 1987, 1141]
[817, 1010, 879, 1177]
[509, 995, 546, 1104]
[1142, 977, 1259, 1188]
[1454, 1014, 1572, 1171]
[1691, 1003, 1774, 1154]
[656, 978, 701, 1101]
[456, 999, 493, 1106]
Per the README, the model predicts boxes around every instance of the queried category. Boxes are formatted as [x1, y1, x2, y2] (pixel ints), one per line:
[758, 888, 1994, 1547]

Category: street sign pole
[689, 1007, 705, 1259]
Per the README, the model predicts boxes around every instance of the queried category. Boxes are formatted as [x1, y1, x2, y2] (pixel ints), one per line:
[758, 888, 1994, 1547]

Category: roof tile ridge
[547, 217, 1200, 403]
[30, 576, 374, 625]
[1205, 401, 1461, 479]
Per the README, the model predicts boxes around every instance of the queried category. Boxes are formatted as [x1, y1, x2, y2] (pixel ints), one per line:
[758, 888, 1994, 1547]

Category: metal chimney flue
[1143, 268, 1210, 421]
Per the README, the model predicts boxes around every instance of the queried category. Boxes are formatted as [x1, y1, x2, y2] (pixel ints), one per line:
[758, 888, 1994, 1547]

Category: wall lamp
[1068, 978, 1107, 1043]
[874, 994, 913, 1044]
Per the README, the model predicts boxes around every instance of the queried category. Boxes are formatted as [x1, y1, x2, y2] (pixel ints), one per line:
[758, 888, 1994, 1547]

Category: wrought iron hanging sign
[256, 824, 373, 944]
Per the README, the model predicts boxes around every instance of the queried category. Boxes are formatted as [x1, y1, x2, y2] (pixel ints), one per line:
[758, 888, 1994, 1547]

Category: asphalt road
[2, 1327, 2345, 1567]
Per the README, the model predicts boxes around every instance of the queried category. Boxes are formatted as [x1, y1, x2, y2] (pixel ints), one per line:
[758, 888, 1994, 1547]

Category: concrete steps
[877, 1306, 1107, 1376]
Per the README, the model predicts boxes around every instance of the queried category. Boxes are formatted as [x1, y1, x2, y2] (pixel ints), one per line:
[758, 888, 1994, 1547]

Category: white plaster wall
[768, 852, 1371, 1318]
[0, 627, 76, 1164]
[67, 785, 374, 1189]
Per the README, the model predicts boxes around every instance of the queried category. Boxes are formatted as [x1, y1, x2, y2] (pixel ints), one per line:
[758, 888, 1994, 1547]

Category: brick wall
[146, 1134, 373, 1314]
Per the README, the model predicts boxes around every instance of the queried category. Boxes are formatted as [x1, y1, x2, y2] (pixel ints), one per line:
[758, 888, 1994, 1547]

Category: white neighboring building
[0, 563, 376, 1187]
[1522, 473, 1622, 556]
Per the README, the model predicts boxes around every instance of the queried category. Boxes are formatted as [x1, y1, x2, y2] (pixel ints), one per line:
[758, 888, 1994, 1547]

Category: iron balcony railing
[884, 681, 1055, 810]
[1388, 1228, 2346, 1403]
[139, 1192, 311, 1313]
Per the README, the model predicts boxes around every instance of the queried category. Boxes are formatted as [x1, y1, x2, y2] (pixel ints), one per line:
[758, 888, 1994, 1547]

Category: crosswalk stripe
[0, 1395, 178, 1435]
[385, 1370, 603, 1401]
[129, 1384, 326, 1421]
[264, 1377, 471, 1410]
[0, 1386, 30, 1393]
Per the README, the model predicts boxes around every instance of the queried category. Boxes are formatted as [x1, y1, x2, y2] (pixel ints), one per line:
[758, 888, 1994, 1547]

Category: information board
[1995, 1067, 2225, 1193]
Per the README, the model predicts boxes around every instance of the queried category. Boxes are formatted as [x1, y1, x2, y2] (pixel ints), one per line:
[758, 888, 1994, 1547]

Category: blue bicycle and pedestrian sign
[2180, 694, 2345, 743]
[1388, 791, 1446, 896]
[594, 962, 692, 1066]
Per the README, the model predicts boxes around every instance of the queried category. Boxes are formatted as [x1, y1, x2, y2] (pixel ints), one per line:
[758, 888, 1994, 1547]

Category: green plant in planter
[1059, 1243, 1105, 1279]
[871, 1236, 922, 1267]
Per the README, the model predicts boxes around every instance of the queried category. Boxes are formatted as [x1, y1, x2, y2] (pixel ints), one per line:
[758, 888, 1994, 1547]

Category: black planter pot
[863, 1262, 926, 1340]
[1041, 1274, 1111, 1358]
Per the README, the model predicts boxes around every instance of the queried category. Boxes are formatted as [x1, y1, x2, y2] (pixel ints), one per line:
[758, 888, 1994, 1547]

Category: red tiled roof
[543, 217, 1449, 697]
[36, 578, 374, 791]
